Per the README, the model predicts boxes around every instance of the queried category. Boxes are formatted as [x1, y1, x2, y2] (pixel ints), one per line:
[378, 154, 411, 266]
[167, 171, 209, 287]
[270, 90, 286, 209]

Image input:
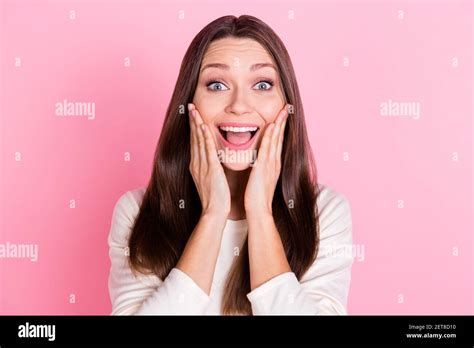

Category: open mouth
[217, 123, 260, 150]
[217, 125, 260, 147]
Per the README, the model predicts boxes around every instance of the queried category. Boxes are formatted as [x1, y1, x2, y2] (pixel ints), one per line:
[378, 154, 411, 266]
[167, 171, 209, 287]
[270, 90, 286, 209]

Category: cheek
[256, 98, 284, 123]
[192, 93, 220, 124]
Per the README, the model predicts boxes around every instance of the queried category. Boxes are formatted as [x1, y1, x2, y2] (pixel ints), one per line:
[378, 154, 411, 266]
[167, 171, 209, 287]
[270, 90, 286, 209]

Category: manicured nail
[280, 110, 286, 121]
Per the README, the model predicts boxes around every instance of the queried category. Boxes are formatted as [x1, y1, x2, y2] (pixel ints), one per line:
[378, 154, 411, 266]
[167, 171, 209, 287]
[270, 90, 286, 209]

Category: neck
[224, 167, 250, 221]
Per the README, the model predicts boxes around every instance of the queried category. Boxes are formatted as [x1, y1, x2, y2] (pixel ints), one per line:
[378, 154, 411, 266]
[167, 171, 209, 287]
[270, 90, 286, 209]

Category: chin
[222, 160, 252, 171]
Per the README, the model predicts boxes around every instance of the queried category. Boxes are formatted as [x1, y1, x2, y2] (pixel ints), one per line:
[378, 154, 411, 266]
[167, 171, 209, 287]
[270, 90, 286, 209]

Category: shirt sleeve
[108, 190, 211, 315]
[246, 188, 354, 315]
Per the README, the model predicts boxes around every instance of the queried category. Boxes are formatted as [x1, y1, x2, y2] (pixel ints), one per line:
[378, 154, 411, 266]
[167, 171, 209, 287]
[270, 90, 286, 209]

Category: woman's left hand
[244, 104, 291, 218]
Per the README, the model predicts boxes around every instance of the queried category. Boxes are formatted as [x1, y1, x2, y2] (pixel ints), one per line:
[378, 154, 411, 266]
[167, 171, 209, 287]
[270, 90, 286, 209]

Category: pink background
[0, 0, 472, 314]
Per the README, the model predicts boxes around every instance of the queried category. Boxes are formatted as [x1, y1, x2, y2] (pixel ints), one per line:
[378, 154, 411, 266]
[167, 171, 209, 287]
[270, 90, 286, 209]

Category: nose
[224, 87, 253, 116]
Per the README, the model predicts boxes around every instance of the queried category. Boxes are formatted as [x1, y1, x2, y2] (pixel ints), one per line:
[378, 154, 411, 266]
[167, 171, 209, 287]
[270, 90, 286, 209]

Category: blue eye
[254, 80, 274, 90]
[205, 79, 274, 92]
[206, 81, 229, 91]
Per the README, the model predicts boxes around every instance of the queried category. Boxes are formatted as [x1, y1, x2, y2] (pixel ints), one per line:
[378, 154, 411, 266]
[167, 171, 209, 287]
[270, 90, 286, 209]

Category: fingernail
[191, 110, 196, 118]
[281, 110, 287, 120]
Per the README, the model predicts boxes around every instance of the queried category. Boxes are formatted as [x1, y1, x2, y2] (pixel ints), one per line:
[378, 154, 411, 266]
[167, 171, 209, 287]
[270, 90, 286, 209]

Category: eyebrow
[200, 62, 277, 73]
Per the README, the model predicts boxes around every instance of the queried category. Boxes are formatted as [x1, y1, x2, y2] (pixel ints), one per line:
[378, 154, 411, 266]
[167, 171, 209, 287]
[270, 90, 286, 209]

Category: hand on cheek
[244, 103, 291, 217]
[188, 103, 231, 218]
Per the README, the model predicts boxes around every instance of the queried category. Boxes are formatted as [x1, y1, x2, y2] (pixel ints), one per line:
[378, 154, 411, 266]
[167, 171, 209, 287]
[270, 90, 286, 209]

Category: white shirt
[108, 183, 353, 315]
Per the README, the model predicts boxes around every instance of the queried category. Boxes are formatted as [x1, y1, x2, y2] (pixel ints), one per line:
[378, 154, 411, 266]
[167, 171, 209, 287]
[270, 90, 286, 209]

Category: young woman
[108, 15, 353, 315]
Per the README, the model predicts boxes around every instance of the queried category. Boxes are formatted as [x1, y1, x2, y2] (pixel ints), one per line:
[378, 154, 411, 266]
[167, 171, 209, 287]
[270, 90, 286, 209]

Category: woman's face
[192, 37, 286, 171]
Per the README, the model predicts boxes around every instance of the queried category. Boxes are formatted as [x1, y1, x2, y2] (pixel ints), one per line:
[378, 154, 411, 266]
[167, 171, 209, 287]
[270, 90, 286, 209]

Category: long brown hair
[128, 14, 320, 315]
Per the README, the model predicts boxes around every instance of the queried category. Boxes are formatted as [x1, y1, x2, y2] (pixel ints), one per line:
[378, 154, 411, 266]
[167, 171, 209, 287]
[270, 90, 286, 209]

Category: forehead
[202, 37, 273, 65]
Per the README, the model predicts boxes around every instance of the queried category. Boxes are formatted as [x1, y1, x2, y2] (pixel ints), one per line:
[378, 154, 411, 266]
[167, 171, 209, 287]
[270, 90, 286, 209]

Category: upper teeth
[219, 126, 258, 132]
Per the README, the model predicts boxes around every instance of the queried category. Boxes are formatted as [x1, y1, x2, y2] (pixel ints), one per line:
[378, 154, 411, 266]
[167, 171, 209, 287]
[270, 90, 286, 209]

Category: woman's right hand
[188, 103, 231, 219]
